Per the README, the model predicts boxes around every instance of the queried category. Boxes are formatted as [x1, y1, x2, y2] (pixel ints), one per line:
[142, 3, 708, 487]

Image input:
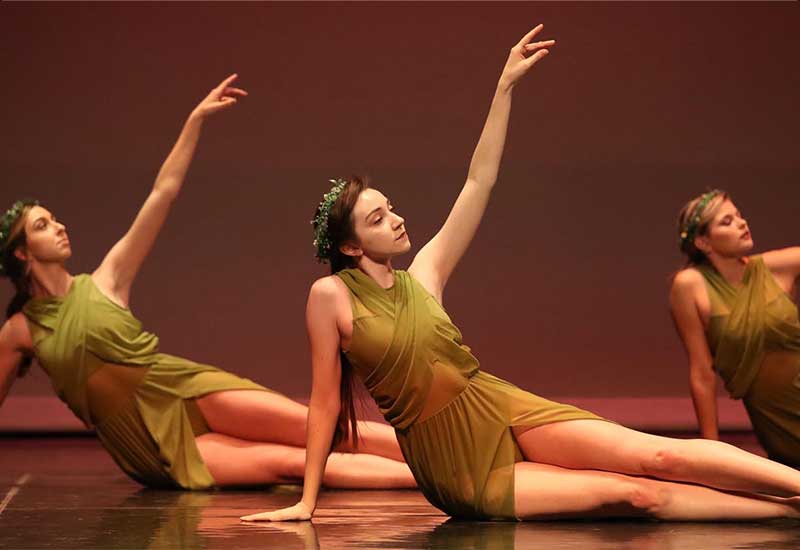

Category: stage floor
[1, 435, 797, 550]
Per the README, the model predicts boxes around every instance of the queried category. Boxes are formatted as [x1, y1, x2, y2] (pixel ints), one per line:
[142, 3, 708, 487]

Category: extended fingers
[222, 86, 248, 97]
[524, 39, 556, 53]
[240, 511, 274, 522]
[515, 24, 544, 49]
[523, 48, 550, 68]
[215, 73, 239, 91]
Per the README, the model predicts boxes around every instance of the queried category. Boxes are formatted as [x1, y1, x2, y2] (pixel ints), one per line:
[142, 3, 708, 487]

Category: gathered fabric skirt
[89, 353, 272, 489]
[743, 350, 800, 468]
[397, 370, 606, 520]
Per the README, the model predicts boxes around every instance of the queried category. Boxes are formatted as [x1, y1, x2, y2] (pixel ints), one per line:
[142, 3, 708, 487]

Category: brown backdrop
[2, 2, 798, 401]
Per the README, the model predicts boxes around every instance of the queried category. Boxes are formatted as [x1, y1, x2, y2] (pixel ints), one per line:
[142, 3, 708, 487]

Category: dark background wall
[2, 2, 798, 400]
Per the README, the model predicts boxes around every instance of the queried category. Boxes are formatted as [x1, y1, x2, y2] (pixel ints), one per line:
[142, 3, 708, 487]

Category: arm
[240, 277, 344, 522]
[409, 25, 554, 300]
[761, 247, 800, 294]
[669, 271, 719, 440]
[0, 315, 30, 407]
[93, 74, 247, 304]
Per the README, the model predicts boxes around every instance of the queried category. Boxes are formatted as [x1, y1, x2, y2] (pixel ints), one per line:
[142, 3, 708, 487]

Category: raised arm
[762, 247, 800, 294]
[240, 277, 344, 522]
[93, 74, 247, 304]
[669, 270, 719, 440]
[409, 25, 554, 299]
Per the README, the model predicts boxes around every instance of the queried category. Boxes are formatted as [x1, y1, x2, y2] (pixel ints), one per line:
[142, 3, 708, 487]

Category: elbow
[689, 366, 716, 395]
[465, 175, 497, 191]
[152, 183, 180, 203]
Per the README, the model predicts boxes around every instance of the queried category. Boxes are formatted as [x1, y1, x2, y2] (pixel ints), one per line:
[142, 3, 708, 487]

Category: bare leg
[514, 462, 798, 521]
[195, 390, 403, 461]
[514, 419, 800, 497]
[194, 432, 415, 489]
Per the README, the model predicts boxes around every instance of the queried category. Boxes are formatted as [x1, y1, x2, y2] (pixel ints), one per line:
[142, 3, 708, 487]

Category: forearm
[300, 400, 339, 512]
[152, 113, 206, 199]
[690, 376, 719, 440]
[466, 84, 513, 189]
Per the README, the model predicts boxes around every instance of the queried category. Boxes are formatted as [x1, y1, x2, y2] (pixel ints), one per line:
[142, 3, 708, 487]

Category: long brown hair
[1, 200, 39, 376]
[676, 189, 730, 267]
[313, 176, 370, 450]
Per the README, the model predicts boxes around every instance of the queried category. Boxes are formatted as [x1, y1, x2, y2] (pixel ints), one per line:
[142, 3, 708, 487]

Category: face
[345, 188, 411, 261]
[695, 199, 753, 259]
[14, 205, 71, 266]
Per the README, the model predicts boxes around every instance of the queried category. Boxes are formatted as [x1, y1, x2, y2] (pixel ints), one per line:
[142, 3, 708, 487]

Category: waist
[87, 361, 151, 425]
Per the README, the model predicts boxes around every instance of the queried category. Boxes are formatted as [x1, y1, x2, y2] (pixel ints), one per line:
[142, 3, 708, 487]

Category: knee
[625, 480, 670, 516]
[641, 444, 689, 478]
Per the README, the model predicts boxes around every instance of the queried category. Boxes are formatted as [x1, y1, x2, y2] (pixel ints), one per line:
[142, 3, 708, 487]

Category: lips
[395, 230, 407, 241]
[741, 231, 751, 240]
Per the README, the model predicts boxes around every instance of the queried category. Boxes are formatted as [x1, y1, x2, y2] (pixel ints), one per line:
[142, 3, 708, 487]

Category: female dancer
[242, 26, 800, 522]
[670, 190, 800, 466]
[0, 75, 413, 491]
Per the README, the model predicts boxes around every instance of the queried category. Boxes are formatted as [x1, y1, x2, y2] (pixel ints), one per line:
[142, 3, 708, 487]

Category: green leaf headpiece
[311, 179, 348, 262]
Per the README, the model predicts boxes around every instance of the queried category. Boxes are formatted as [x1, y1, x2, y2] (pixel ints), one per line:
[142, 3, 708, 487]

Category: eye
[373, 217, 382, 225]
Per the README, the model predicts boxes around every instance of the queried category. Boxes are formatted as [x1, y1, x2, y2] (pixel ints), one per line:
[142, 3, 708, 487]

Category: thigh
[196, 390, 309, 446]
[514, 462, 650, 520]
[194, 432, 305, 487]
[513, 419, 672, 475]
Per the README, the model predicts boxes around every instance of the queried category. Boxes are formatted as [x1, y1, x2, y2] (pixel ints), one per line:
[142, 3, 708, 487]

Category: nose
[391, 212, 405, 228]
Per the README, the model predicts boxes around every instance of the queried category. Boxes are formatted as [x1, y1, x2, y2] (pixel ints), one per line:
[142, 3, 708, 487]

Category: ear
[13, 246, 28, 263]
[693, 235, 711, 255]
[339, 242, 363, 259]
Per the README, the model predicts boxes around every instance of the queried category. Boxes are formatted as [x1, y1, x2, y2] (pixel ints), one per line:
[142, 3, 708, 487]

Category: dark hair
[313, 176, 370, 450]
[676, 189, 730, 267]
[1, 201, 39, 376]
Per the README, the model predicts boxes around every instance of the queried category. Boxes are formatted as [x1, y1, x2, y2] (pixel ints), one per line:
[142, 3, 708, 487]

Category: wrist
[496, 77, 514, 95]
[187, 109, 206, 124]
[300, 499, 315, 513]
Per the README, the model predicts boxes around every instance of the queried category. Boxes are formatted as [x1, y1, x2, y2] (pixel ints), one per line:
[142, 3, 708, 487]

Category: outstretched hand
[191, 74, 248, 119]
[499, 24, 555, 90]
[240, 502, 313, 523]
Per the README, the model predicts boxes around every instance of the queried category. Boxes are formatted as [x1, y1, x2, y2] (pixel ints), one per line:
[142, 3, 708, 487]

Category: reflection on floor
[0, 435, 796, 550]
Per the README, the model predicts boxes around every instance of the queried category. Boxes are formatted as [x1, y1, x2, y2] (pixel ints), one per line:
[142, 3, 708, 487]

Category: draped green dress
[22, 274, 271, 489]
[338, 268, 605, 520]
[698, 255, 800, 467]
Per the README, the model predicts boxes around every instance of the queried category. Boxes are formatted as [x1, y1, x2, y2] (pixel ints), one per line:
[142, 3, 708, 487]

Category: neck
[708, 254, 749, 286]
[28, 263, 73, 298]
[355, 256, 395, 289]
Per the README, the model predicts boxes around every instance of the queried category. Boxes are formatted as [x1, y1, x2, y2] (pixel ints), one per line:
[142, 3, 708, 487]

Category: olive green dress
[338, 268, 605, 520]
[22, 274, 271, 489]
[699, 255, 800, 467]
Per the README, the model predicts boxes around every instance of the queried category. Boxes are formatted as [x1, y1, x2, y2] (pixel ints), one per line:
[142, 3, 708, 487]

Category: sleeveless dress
[337, 268, 606, 520]
[698, 255, 800, 467]
[22, 274, 272, 489]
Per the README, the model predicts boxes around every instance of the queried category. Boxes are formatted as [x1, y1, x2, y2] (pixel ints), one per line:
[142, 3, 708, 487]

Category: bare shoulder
[671, 267, 704, 295]
[309, 275, 349, 302]
[761, 247, 800, 274]
[307, 275, 351, 318]
[0, 312, 33, 352]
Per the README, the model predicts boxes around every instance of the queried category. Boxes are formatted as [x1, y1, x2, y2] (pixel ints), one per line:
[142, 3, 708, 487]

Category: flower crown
[0, 199, 39, 276]
[311, 178, 348, 262]
[679, 190, 719, 248]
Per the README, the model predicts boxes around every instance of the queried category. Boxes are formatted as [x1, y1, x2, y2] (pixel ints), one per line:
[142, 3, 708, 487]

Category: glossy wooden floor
[1, 435, 797, 550]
